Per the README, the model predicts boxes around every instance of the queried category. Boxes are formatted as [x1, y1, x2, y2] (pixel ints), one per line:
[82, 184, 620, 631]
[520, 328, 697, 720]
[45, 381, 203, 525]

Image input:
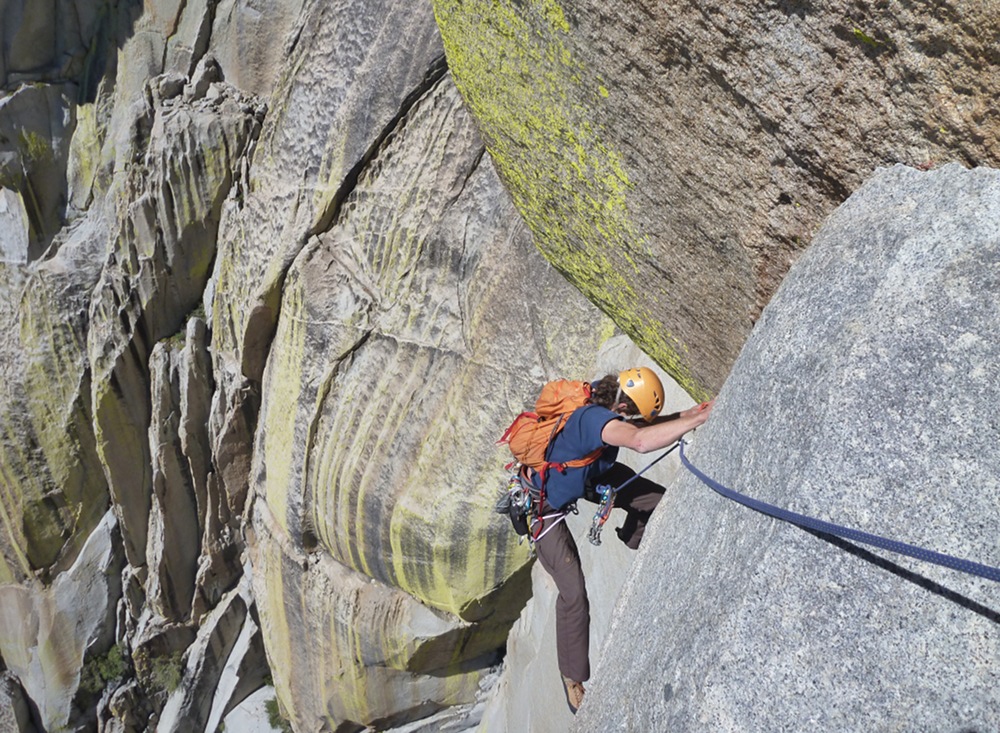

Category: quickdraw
[587, 441, 682, 546]
[500, 441, 683, 550]
[587, 484, 616, 546]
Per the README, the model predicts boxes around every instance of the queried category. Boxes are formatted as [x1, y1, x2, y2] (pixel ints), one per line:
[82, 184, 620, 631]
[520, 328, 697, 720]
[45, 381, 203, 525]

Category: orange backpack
[498, 379, 604, 477]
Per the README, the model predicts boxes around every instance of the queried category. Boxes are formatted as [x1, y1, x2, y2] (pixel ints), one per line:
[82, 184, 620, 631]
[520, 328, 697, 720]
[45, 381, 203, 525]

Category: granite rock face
[0, 671, 35, 733]
[2, 0, 999, 731]
[0, 511, 123, 732]
[244, 71, 618, 730]
[577, 164, 1000, 732]
[2, 0, 149, 257]
[1, 0, 622, 730]
[434, 0, 1000, 397]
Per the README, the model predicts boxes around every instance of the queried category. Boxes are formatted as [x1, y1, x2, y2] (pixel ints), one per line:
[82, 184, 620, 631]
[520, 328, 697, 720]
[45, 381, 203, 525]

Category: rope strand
[679, 439, 1000, 584]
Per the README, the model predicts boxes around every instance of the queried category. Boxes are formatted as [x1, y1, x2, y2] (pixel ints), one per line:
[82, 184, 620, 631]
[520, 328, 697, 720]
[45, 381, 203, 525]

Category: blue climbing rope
[679, 439, 1000, 584]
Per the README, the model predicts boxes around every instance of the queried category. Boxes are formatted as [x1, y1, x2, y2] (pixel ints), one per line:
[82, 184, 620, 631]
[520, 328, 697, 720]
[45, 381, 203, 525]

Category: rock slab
[577, 164, 1000, 732]
[434, 0, 1000, 398]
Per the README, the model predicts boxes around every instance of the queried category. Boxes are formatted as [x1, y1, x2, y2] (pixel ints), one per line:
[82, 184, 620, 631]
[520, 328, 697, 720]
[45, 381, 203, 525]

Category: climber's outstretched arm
[602, 400, 714, 454]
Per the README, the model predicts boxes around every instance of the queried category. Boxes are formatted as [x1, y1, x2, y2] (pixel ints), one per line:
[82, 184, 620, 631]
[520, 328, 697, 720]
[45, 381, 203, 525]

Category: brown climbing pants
[533, 463, 664, 683]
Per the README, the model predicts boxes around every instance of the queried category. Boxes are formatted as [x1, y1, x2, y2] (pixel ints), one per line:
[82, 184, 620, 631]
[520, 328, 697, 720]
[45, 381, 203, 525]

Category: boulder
[433, 0, 1000, 397]
[0, 511, 123, 732]
[577, 164, 1000, 732]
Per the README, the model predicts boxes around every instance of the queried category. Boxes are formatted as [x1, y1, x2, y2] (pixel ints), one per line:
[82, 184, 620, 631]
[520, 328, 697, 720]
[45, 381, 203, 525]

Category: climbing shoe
[562, 676, 585, 713]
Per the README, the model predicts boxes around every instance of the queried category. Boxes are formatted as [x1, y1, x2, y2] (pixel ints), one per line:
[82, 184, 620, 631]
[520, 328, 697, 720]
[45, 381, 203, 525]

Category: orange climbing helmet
[618, 367, 664, 421]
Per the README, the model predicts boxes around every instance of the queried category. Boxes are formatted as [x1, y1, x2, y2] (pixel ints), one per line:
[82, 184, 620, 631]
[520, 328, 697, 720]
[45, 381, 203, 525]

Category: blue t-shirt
[532, 404, 622, 510]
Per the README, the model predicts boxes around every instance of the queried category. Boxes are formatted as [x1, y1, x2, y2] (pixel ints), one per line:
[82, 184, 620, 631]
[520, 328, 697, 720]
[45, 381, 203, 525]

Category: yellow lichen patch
[302, 334, 531, 618]
[0, 556, 13, 584]
[68, 103, 103, 203]
[259, 275, 309, 535]
[90, 375, 149, 497]
[18, 129, 53, 165]
[0, 447, 32, 579]
[383, 370, 532, 618]
[596, 319, 618, 348]
[23, 292, 107, 495]
[433, 0, 637, 255]
[637, 312, 710, 402]
[0, 278, 109, 573]
[263, 542, 293, 702]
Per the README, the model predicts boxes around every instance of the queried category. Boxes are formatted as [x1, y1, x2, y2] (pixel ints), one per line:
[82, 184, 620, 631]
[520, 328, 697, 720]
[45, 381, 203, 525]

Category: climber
[529, 368, 714, 713]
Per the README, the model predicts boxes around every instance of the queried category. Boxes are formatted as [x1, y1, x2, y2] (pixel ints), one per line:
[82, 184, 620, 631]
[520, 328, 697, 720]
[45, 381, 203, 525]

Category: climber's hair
[589, 374, 639, 416]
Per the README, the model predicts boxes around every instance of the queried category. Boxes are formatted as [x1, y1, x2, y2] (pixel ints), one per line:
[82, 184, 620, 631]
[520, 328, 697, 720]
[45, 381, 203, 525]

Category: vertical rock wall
[0, 0, 625, 730]
[4, 0, 995, 731]
[577, 164, 1000, 732]
[433, 0, 1000, 396]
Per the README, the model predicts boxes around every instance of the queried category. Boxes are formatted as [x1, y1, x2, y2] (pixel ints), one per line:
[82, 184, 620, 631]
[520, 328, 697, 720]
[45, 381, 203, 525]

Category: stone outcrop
[434, 0, 1000, 397]
[1, 11, 269, 726]
[577, 164, 1000, 732]
[154, 571, 263, 733]
[245, 69, 618, 729]
[0, 209, 107, 582]
[2, 0, 623, 728]
[0, 510, 122, 732]
[87, 60, 262, 571]
[208, 0, 448, 387]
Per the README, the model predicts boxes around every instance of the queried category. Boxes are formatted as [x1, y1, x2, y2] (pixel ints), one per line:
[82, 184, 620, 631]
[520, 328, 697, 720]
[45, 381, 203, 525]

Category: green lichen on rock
[432, 0, 633, 260]
[22, 299, 107, 557]
[432, 0, 705, 398]
[383, 375, 533, 620]
[252, 506, 491, 730]
[0, 266, 108, 578]
[257, 275, 309, 537]
[18, 129, 54, 166]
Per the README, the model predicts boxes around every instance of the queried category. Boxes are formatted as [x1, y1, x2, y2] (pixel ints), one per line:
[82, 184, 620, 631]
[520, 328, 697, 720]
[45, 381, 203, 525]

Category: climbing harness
[679, 439, 1000, 584]
[496, 380, 607, 548]
[531, 503, 579, 544]
[588, 442, 681, 546]
[495, 465, 579, 553]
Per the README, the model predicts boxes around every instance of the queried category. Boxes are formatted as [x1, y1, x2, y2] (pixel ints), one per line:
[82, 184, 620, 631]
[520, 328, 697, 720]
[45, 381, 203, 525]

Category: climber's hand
[681, 400, 714, 424]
